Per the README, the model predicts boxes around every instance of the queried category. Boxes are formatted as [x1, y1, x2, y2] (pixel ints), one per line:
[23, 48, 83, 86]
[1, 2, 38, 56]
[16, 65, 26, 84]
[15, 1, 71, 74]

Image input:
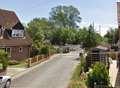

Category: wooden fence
[27, 54, 50, 67]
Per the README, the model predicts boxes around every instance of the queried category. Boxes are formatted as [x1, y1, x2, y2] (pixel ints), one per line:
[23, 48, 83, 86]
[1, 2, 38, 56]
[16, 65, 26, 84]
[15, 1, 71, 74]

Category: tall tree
[49, 5, 81, 29]
[27, 18, 54, 55]
[104, 28, 119, 44]
[76, 25, 103, 49]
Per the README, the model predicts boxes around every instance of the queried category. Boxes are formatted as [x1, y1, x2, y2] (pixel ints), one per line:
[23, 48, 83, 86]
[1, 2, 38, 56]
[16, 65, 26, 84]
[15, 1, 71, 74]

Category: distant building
[0, 9, 32, 60]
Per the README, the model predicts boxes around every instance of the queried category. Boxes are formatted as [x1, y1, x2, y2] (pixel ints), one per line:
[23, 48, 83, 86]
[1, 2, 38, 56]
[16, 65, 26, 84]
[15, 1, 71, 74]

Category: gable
[12, 22, 24, 29]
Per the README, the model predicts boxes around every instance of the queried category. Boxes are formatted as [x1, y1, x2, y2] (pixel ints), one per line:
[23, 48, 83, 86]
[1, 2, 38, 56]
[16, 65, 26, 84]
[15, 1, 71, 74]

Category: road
[11, 51, 80, 88]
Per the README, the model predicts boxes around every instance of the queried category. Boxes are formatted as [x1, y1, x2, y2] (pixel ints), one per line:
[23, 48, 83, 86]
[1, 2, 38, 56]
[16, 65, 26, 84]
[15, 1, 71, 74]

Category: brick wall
[10, 46, 30, 60]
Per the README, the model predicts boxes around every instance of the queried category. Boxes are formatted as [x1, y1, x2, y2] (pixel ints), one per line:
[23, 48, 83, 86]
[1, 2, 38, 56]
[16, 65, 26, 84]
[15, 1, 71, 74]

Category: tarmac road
[11, 51, 79, 88]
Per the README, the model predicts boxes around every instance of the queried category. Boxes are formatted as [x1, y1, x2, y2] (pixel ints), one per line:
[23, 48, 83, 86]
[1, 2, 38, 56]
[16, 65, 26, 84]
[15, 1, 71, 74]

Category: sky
[0, 0, 120, 36]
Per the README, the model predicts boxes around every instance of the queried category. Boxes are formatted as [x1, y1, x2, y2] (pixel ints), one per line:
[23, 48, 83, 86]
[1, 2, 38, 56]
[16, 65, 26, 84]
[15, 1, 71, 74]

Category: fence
[27, 54, 50, 67]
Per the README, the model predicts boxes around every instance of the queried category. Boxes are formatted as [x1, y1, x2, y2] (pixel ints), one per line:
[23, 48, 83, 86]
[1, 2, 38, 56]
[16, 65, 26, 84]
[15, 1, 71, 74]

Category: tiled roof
[0, 9, 19, 29]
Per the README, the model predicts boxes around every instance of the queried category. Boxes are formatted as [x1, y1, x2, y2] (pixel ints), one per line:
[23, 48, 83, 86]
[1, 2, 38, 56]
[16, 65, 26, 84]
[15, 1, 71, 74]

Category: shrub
[8, 60, 20, 65]
[40, 45, 49, 55]
[49, 45, 57, 55]
[86, 62, 110, 88]
[30, 46, 40, 57]
[0, 50, 9, 70]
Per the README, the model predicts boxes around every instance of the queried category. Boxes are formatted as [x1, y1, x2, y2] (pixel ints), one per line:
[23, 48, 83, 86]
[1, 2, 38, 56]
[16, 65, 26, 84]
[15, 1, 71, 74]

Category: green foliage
[69, 56, 87, 88]
[104, 28, 118, 44]
[49, 5, 81, 29]
[40, 45, 50, 55]
[8, 60, 20, 65]
[51, 28, 77, 45]
[75, 25, 103, 49]
[0, 50, 9, 70]
[26, 5, 104, 53]
[40, 45, 56, 55]
[86, 62, 110, 88]
[80, 54, 86, 73]
[83, 25, 97, 48]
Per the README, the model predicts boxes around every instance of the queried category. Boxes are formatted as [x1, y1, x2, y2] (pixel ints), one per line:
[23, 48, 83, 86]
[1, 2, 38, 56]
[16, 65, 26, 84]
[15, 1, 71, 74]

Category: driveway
[11, 51, 80, 88]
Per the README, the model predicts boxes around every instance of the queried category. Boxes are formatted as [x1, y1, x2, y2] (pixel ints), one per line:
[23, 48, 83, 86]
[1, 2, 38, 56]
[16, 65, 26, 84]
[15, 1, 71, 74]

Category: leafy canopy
[49, 5, 81, 29]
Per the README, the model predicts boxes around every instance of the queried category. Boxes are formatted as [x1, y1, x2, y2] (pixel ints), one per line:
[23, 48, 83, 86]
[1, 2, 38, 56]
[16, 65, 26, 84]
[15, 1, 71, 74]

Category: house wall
[10, 46, 30, 60]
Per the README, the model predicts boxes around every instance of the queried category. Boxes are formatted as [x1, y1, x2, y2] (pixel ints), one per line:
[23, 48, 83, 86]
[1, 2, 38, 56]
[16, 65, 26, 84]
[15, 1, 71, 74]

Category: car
[0, 76, 11, 88]
[63, 47, 70, 53]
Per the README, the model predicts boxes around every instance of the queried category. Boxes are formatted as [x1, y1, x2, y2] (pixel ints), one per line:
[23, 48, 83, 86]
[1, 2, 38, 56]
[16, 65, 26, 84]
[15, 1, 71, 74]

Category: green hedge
[8, 60, 20, 65]
[31, 44, 57, 57]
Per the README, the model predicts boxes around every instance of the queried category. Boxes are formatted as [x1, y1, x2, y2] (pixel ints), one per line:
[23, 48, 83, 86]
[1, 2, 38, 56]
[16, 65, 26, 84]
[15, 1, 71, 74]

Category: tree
[49, 5, 81, 29]
[86, 62, 110, 88]
[0, 50, 9, 70]
[51, 28, 77, 45]
[79, 25, 103, 49]
[27, 18, 54, 41]
[75, 27, 88, 45]
[104, 28, 119, 44]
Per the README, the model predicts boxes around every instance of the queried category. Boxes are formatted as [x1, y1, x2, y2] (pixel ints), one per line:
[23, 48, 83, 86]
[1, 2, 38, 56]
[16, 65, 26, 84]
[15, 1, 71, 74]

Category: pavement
[109, 60, 119, 87]
[10, 51, 80, 88]
[6, 67, 26, 77]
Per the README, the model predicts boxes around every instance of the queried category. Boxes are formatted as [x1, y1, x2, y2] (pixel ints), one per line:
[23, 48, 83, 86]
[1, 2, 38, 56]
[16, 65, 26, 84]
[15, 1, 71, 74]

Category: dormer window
[12, 29, 24, 37]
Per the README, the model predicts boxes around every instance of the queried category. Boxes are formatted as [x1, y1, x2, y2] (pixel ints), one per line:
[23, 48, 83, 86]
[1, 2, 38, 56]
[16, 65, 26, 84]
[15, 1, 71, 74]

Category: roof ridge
[0, 8, 14, 13]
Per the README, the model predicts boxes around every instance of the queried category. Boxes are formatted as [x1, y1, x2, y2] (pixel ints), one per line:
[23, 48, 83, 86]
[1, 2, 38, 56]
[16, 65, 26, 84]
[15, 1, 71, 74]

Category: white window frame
[12, 29, 24, 38]
[19, 47, 23, 53]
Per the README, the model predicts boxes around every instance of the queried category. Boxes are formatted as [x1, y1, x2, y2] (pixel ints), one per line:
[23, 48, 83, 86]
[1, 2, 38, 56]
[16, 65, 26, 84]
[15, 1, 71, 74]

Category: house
[86, 45, 109, 70]
[0, 9, 32, 60]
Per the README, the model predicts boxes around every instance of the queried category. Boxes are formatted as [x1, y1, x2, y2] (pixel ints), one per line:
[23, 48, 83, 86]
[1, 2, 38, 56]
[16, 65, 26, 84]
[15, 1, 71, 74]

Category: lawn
[8, 60, 27, 68]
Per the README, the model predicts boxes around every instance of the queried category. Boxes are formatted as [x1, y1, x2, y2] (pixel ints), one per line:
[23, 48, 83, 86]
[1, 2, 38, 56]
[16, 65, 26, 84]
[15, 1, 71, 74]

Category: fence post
[37, 55, 39, 62]
[27, 58, 31, 68]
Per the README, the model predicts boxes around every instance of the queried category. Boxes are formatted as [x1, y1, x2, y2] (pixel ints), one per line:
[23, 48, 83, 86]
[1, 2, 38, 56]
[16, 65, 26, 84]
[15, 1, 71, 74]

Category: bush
[86, 62, 110, 88]
[8, 60, 20, 65]
[0, 50, 9, 70]
[40, 45, 49, 55]
[49, 45, 57, 55]
[30, 47, 39, 57]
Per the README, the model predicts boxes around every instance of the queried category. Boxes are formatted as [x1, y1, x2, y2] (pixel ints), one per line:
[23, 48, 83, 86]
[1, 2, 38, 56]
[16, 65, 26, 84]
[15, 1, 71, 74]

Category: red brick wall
[10, 46, 30, 60]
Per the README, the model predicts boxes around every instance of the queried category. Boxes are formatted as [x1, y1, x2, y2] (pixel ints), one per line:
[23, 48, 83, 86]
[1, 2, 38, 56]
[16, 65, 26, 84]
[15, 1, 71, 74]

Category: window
[6, 48, 11, 57]
[12, 29, 24, 37]
[0, 48, 11, 57]
[19, 47, 23, 52]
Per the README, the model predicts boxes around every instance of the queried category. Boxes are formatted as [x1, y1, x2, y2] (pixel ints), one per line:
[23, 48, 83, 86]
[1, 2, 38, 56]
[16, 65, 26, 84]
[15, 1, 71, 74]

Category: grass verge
[8, 60, 27, 68]
[68, 63, 87, 88]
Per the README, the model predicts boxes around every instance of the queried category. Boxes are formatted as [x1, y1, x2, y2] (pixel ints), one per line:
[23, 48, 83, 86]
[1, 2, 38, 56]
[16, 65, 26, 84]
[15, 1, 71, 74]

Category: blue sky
[0, 0, 119, 35]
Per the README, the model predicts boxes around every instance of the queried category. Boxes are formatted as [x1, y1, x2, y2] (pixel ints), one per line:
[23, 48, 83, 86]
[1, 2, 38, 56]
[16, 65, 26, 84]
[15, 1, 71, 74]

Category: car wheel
[4, 80, 11, 88]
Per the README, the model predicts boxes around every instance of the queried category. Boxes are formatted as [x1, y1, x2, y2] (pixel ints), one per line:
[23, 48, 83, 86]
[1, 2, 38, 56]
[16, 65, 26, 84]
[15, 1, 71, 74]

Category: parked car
[0, 76, 11, 88]
[63, 47, 70, 53]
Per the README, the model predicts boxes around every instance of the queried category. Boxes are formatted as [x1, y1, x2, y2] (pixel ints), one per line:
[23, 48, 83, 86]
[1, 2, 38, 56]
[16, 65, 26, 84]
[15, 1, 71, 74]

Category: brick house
[0, 9, 32, 60]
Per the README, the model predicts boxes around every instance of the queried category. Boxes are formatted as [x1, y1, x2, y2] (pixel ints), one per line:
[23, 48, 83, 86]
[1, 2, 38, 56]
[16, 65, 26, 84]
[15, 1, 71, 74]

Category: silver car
[0, 76, 11, 88]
